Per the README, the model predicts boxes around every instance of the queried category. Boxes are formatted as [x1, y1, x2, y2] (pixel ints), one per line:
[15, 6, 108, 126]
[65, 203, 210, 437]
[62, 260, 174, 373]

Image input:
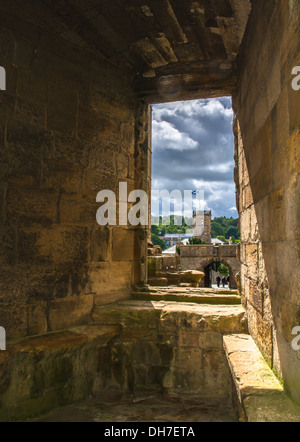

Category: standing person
[216, 275, 221, 288]
[222, 277, 227, 288]
[227, 276, 230, 288]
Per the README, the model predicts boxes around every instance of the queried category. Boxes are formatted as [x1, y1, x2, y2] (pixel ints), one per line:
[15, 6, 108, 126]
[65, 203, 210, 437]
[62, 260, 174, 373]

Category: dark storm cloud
[151, 98, 237, 218]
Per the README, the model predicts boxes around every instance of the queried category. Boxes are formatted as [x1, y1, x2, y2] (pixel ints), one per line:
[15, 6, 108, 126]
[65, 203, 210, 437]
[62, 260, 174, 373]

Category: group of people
[216, 275, 230, 288]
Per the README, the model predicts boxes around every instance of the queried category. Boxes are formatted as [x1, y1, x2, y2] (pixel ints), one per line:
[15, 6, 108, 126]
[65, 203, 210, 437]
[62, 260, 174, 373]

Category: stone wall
[0, 324, 120, 421]
[93, 300, 247, 402]
[0, 10, 150, 341]
[234, 0, 300, 403]
[180, 245, 240, 289]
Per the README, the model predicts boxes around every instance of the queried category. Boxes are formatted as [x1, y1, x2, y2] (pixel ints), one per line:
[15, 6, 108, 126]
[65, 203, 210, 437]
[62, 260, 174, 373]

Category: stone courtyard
[0, 0, 299, 423]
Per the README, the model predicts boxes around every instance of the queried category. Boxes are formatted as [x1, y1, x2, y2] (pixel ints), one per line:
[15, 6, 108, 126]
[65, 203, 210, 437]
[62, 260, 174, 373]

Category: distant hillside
[151, 216, 240, 249]
[211, 217, 240, 242]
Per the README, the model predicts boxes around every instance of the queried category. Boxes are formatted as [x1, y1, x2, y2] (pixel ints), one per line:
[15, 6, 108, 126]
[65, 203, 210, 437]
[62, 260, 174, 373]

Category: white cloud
[152, 120, 198, 151]
[151, 97, 237, 218]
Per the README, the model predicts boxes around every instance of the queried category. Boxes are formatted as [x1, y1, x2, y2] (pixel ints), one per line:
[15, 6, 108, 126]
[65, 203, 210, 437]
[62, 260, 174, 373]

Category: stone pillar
[134, 101, 151, 289]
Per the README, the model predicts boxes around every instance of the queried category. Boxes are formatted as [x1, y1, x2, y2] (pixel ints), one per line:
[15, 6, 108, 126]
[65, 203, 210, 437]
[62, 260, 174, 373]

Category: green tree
[225, 226, 240, 240]
[211, 222, 226, 238]
[188, 237, 206, 245]
[216, 263, 230, 277]
[165, 224, 178, 234]
[151, 225, 160, 236]
[227, 218, 238, 227]
[151, 234, 167, 251]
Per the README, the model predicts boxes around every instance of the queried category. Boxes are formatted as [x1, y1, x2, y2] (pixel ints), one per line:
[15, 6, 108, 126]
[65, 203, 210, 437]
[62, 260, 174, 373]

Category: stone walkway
[30, 393, 238, 422]
[132, 286, 241, 305]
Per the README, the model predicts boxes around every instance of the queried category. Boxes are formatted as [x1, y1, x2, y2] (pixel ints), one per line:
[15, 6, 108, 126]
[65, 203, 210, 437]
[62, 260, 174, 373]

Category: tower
[193, 210, 212, 244]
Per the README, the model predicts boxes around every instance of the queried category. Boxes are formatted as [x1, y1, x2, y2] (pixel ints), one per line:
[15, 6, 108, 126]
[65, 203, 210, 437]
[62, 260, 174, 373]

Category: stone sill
[223, 334, 300, 422]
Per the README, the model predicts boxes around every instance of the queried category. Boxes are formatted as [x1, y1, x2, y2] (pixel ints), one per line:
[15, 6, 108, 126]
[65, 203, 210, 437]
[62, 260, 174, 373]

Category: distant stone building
[162, 234, 193, 247]
[193, 210, 212, 244]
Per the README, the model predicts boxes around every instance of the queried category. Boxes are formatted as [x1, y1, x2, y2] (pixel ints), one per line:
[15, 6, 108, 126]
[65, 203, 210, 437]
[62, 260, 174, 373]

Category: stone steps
[131, 286, 241, 305]
[92, 299, 247, 332]
[132, 289, 241, 305]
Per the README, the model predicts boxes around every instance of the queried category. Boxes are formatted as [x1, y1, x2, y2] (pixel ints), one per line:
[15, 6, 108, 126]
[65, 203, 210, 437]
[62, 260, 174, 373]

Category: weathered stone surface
[48, 295, 94, 332]
[148, 245, 162, 256]
[234, 0, 300, 405]
[148, 277, 168, 287]
[147, 256, 163, 277]
[180, 270, 205, 284]
[156, 272, 181, 285]
[162, 255, 179, 271]
[147, 255, 181, 286]
[0, 325, 120, 421]
[0, 9, 147, 342]
[132, 287, 241, 306]
[92, 300, 247, 400]
[223, 335, 300, 422]
[30, 394, 238, 422]
[0, 0, 299, 422]
[88, 262, 132, 305]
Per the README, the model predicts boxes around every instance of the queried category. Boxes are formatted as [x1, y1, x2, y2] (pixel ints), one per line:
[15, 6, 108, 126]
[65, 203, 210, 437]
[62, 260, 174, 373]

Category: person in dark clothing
[222, 277, 227, 288]
[216, 276, 221, 287]
[227, 276, 230, 288]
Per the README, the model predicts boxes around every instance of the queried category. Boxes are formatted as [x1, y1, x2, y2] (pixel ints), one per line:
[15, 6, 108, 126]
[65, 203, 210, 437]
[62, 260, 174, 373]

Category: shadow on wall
[239, 145, 300, 404]
[234, 0, 300, 404]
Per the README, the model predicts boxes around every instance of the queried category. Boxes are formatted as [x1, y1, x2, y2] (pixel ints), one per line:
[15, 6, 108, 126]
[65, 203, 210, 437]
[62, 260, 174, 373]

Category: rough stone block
[224, 334, 300, 422]
[148, 277, 168, 287]
[48, 295, 94, 331]
[90, 227, 111, 263]
[89, 262, 132, 304]
[6, 185, 58, 224]
[112, 228, 136, 261]
[27, 300, 48, 336]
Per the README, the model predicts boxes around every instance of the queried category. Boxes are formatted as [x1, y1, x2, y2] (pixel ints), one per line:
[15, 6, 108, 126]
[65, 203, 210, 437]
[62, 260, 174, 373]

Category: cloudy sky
[151, 97, 238, 219]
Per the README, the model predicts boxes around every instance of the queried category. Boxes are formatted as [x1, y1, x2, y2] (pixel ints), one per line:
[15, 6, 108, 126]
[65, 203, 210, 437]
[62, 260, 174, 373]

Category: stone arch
[199, 258, 238, 289]
[180, 246, 241, 290]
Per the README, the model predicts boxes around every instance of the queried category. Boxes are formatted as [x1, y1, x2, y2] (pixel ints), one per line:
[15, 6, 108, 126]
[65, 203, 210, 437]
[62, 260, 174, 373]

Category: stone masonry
[233, 0, 300, 403]
[0, 0, 299, 421]
[180, 244, 241, 289]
